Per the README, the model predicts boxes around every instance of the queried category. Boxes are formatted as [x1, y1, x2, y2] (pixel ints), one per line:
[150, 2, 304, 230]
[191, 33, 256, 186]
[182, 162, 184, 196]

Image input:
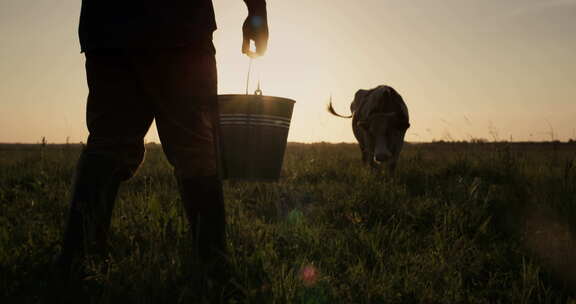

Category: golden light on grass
[522, 205, 576, 290]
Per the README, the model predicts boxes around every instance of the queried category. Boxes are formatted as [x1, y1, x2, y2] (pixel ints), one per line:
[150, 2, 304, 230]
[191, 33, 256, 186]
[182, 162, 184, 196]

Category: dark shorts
[84, 44, 219, 178]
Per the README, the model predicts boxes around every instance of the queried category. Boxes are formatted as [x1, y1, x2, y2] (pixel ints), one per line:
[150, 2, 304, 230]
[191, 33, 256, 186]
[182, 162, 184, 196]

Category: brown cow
[328, 85, 410, 171]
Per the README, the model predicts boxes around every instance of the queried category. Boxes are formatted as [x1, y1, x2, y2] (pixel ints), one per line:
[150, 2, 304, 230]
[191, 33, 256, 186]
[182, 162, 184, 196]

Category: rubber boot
[56, 152, 121, 281]
[178, 175, 231, 302]
[178, 176, 227, 264]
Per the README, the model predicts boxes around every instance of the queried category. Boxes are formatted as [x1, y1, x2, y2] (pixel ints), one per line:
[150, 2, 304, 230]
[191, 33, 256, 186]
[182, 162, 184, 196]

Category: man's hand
[242, 3, 268, 58]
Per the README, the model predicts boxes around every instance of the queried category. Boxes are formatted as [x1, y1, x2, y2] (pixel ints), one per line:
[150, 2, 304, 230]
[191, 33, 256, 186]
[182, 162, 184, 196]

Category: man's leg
[58, 152, 121, 277]
[58, 50, 154, 279]
[177, 176, 226, 264]
[128, 45, 227, 268]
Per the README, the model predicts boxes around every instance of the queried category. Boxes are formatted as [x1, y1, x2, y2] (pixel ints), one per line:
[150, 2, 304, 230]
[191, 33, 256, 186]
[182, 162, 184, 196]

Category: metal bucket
[218, 94, 295, 181]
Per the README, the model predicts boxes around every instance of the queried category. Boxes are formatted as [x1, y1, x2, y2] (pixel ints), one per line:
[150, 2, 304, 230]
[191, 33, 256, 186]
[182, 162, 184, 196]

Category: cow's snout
[374, 151, 392, 163]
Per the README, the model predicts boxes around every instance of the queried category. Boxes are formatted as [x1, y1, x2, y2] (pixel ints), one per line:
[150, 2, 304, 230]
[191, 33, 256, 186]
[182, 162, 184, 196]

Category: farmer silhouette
[57, 0, 268, 287]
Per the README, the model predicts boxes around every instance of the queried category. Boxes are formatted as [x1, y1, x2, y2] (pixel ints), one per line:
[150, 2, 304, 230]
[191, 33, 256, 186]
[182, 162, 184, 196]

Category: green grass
[1, 142, 576, 303]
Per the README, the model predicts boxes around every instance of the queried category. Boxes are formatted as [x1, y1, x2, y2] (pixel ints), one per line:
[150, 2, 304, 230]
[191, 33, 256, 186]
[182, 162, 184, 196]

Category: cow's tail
[327, 101, 353, 118]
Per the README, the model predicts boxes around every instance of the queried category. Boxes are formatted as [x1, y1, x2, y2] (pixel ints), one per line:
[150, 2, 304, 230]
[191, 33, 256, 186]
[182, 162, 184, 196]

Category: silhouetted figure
[56, 0, 269, 293]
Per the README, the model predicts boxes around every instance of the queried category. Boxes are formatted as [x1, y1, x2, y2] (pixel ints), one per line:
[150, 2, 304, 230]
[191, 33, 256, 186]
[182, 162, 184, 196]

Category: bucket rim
[218, 94, 296, 104]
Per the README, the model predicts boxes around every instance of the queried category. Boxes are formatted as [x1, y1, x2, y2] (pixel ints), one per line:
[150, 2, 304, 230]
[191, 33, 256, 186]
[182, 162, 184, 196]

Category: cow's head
[357, 112, 410, 163]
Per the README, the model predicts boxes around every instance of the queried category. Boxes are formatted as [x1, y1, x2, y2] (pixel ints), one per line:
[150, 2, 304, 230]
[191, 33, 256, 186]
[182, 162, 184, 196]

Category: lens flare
[300, 264, 319, 287]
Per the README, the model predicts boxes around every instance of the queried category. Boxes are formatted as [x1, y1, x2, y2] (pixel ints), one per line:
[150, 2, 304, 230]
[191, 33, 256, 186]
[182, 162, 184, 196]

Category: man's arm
[244, 0, 267, 16]
[242, 0, 268, 57]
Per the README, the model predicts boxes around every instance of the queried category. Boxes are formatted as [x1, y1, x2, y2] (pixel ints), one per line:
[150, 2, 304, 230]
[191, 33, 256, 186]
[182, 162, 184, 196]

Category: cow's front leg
[361, 149, 370, 165]
[358, 143, 370, 166]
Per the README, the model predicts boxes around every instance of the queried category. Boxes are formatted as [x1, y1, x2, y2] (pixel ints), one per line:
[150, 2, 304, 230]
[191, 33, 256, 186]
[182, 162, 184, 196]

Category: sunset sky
[1, 0, 575, 143]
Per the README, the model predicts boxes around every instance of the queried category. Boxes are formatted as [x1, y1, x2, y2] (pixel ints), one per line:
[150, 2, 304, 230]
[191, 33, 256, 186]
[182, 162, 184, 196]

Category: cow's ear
[397, 121, 410, 130]
[393, 113, 410, 130]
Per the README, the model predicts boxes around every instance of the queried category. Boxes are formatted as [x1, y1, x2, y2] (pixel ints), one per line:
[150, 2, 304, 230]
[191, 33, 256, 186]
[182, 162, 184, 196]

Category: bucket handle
[245, 57, 264, 96]
[254, 82, 263, 96]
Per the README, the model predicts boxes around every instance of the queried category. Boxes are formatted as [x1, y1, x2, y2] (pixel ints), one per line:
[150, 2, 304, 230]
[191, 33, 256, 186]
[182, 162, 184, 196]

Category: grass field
[1, 141, 576, 303]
